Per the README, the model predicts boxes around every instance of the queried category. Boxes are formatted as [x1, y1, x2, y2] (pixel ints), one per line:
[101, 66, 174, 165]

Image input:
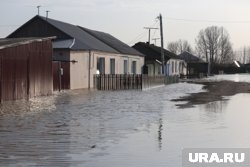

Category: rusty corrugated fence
[0, 40, 53, 101]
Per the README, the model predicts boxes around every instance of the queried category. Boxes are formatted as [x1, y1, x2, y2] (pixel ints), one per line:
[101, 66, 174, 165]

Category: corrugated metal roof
[132, 42, 181, 61]
[79, 27, 144, 57]
[52, 39, 75, 49]
[38, 16, 119, 53]
[0, 37, 54, 49]
[179, 51, 203, 62]
[7, 15, 144, 57]
[132, 42, 160, 61]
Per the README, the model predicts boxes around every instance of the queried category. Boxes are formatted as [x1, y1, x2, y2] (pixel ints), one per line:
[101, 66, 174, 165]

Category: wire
[151, 23, 159, 39]
[127, 30, 147, 45]
[164, 17, 250, 24]
[126, 19, 159, 45]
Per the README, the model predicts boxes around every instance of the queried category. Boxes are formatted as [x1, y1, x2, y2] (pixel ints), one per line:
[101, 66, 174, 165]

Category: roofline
[0, 37, 56, 50]
[7, 16, 144, 57]
[6, 15, 38, 38]
[7, 15, 73, 39]
[66, 48, 144, 57]
[78, 26, 144, 57]
[134, 42, 178, 59]
[38, 16, 75, 39]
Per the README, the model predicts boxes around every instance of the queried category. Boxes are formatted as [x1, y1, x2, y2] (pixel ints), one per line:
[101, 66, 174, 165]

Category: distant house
[0, 37, 53, 101]
[179, 51, 208, 77]
[133, 42, 186, 76]
[212, 61, 245, 74]
[7, 15, 144, 90]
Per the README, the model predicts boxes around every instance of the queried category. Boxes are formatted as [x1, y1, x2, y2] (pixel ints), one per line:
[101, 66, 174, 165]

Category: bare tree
[234, 46, 250, 64]
[167, 41, 179, 54]
[247, 47, 250, 63]
[195, 26, 234, 64]
[167, 39, 192, 54]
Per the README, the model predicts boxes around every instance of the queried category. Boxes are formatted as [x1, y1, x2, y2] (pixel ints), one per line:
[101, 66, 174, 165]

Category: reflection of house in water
[133, 42, 186, 76]
[7, 15, 144, 91]
[179, 51, 208, 78]
[158, 118, 163, 150]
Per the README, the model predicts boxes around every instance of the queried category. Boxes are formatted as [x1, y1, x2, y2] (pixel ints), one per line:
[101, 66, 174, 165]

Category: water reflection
[1, 80, 250, 167]
[203, 100, 228, 113]
[0, 94, 74, 166]
[157, 118, 163, 150]
[0, 87, 169, 166]
[206, 74, 250, 83]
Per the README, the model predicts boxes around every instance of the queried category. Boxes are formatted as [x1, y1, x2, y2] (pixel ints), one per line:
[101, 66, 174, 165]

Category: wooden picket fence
[93, 74, 179, 90]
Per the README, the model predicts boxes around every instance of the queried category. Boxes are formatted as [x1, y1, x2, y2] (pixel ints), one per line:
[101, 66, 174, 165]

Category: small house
[0, 37, 53, 101]
[179, 51, 208, 78]
[133, 42, 186, 76]
[7, 15, 144, 90]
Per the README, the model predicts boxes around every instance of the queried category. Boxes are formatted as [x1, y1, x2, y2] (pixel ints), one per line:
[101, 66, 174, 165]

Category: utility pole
[37, 5, 41, 15]
[144, 27, 158, 44]
[157, 14, 165, 75]
[152, 38, 160, 45]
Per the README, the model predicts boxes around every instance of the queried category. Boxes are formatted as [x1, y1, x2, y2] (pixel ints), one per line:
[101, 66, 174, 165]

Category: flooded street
[1, 74, 250, 167]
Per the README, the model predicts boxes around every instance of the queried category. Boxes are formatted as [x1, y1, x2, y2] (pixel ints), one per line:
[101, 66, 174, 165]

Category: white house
[133, 42, 186, 76]
[8, 15, 144, 90]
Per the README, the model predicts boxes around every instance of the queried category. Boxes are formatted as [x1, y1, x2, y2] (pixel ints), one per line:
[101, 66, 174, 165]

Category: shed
[0, 37, 53, 101]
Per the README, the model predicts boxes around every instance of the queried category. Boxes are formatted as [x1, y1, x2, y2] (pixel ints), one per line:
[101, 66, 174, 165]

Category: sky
[1, 0, 250, 50]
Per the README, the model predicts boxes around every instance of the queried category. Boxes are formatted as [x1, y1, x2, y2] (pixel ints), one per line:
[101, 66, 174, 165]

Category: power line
[151, 24, 159, 40]
[126, 30, 147, 45]
[152, 38, 160, 45]
[164, 17, 250, 24]
[127, 20, 159, 45]
[144, 27, 158, 44]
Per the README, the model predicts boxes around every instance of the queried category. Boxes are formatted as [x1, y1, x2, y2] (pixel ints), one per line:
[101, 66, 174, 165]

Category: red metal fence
[0, 40, 53, 101]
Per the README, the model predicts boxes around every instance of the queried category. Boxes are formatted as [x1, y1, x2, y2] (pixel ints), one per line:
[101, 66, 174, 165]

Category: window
[110, 58, 115, 74]
[124, 60, 128, 74]
[179, 62, 182, 73]
[158, 66, 161, 75]
[175, 61, 178, 73]
[172, 61, 174, 74]
[131, 61, 137, 74]
[97, 57, 105, 74]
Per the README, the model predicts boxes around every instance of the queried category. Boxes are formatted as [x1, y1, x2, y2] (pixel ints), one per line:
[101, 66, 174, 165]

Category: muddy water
[0, 75, 250, 167]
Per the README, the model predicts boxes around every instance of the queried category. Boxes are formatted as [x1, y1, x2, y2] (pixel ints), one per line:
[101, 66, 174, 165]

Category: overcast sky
[1, 0, 250, 50]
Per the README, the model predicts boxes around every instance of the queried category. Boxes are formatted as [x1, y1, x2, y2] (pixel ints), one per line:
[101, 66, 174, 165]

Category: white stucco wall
[146, 62, 162, 76]
[70, 51, 89, 89]
[120, 54, 144, 74]
[166, 59, 187, 76]
[69, 50, 144, 89]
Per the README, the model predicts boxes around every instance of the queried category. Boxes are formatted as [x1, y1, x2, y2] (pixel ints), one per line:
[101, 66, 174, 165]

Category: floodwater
[0, 74, 250, 167]
[206, 73, 250, 82]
